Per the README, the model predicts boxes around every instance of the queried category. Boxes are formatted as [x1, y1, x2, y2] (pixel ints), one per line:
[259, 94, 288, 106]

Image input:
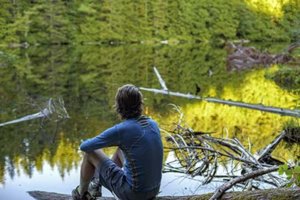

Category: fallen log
[28, 188, 300, 200]
[139, 67, 300, 118]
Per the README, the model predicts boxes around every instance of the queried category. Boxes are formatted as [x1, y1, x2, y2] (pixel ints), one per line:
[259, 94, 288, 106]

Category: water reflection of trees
[0, 44, 299, 184]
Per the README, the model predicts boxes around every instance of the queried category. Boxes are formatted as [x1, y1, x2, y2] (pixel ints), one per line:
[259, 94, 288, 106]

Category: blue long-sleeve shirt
[80, 116, 163, 192]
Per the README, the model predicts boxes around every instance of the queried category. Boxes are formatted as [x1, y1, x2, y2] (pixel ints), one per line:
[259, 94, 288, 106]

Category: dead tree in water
[226, 42, 300, 71]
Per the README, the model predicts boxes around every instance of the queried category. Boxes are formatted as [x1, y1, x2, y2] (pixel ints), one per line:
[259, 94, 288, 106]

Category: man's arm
[80, 125, 121, 152]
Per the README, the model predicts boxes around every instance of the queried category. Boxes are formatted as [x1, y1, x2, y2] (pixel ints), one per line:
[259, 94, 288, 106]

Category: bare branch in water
[0, 97, 69, 127]
[139, 67, 300, 118]
[257, 130, 287, 164]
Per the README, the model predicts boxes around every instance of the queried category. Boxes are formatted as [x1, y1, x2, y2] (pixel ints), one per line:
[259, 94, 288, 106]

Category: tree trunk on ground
[28, 188, 300, 200]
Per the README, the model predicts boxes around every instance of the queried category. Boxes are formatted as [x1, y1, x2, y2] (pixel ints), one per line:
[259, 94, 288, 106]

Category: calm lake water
[0, 43, 299, 199]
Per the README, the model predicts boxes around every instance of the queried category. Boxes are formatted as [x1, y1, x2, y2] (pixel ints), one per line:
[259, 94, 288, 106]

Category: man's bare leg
[79, 149, 108, 195]
[78, 147, 125, 197]
[111, 147, 125, 167]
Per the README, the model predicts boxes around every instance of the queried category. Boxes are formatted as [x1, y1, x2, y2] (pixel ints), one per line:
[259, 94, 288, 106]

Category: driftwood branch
[0, 98, 69, 127]
[258, 130, 287, 162]
[139, 68, 300, 118]
[209, 166, 279, 200]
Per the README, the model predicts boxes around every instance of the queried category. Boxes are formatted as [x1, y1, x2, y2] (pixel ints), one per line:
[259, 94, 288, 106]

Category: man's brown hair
[115, 84, 143, 119]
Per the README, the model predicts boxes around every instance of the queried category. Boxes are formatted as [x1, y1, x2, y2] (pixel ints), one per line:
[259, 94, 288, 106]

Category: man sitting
[72, 84, 163, 200]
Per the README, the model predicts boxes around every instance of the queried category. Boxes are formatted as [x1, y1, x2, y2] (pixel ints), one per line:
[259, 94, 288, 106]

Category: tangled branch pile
[163, 106, 295, 199]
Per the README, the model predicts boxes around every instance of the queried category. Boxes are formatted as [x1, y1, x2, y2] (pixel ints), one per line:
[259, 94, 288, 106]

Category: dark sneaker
[88, 178, 102, 197]
[72, 186, 96, 200]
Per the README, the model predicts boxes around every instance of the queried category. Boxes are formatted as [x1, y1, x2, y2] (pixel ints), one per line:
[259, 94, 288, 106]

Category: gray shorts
[97, 159, 159, 200]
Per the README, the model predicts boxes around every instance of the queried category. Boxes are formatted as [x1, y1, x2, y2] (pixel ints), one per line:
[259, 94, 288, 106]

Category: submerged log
[28, 188, 300, 200]
[139, 87, 300, 118]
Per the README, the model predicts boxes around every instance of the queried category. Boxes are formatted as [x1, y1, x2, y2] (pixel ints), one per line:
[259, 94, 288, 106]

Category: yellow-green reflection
[0, 44, 299, 185]
[245, 0, 290, 18]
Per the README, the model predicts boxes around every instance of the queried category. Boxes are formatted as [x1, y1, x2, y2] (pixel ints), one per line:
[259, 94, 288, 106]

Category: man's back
[119, 116, 163, 192]
[80, 116, 163, 192]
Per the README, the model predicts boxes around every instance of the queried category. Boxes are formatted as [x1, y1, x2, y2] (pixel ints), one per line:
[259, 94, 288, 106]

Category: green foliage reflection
[0, 44, 299, 184]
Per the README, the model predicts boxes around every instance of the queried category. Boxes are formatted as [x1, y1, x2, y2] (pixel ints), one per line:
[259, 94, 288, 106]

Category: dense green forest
[0, 0, 299, 45]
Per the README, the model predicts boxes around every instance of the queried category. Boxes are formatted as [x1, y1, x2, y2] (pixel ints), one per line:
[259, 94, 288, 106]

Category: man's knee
[84, 149, 109, 167]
